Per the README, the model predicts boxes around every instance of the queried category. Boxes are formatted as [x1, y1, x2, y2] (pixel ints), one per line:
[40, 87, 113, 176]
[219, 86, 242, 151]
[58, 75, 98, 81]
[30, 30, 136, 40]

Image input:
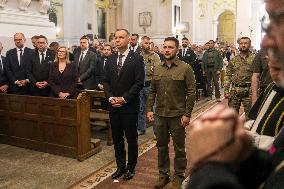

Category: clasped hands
[36, 81, 48, 89]
[59, 92, 70, 99]
[110, 97, 125, 107]
[188, 105, 253, 173]
[15, 80, 28, 87]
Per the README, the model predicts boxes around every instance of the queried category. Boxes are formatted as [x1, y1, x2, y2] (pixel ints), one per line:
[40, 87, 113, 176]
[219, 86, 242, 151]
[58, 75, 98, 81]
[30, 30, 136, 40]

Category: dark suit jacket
[178, 48, 197, 66]
[27, 49, 55, 96]
[74, 49, 97, 89]
[48, 61, 79, 99]
[5, 47, 33, 93]
[0, 55, 8, 86]
[95, 55, 108, 87]
[103, 51, 145, 113]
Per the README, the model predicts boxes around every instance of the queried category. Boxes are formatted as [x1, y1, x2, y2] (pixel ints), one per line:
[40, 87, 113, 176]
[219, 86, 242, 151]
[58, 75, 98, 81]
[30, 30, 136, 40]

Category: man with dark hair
[178, 37, 196, 67]
[31, 35, 39, 50]
[95, 43, 112, 90]
[0, 42, 8, 93]
[129, 33, 142, 54]
[27, 35, 55, 96]
[6, 33, 33, 94]
[146, 36, 195, 189]
[74, 35, 97, 90]
[49, 41, 59, 55]
[224, 37, 255, 116]
[202, 40, 223, 101]
[103, 28, 145, 181]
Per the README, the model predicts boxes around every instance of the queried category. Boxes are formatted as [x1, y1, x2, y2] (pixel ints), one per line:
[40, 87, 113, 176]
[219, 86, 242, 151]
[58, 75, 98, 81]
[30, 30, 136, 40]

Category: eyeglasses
[261, 9, 284, 35]
[57, 50, 66, 53]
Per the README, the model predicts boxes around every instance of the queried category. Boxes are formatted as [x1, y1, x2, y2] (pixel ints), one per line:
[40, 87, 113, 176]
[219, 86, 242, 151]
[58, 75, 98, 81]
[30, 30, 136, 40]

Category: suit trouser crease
[110, 112, 138, 171]
[155, 116, 186, 179]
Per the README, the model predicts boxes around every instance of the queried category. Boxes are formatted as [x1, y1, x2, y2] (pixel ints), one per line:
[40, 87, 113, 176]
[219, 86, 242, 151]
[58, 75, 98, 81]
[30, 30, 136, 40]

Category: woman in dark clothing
[48, 46, 79, 99]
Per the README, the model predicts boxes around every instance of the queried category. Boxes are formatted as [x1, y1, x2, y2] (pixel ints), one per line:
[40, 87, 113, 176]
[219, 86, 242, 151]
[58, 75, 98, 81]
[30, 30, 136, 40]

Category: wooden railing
[0, 92, 101, 161]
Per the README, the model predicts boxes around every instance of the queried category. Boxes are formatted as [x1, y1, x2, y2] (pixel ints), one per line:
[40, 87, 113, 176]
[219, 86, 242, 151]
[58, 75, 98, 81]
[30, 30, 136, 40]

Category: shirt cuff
[122, 97, 127, 103]
[109, 97, 114, 102]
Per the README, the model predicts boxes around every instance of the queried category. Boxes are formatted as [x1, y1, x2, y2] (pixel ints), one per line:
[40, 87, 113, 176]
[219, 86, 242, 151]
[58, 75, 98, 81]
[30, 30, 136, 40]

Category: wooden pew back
[0, 92, 101, 161]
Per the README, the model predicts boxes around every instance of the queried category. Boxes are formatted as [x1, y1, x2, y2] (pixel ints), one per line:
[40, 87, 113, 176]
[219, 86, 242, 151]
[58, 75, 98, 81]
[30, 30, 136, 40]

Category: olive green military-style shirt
[251, 49, 272, 88]
[224, 52, 255, 93]
[140, 50, 161, 82]
[146, 57, 196, 118]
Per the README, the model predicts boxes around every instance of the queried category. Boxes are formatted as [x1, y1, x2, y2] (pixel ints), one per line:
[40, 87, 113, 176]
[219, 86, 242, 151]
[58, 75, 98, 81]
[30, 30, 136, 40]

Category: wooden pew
[86, 90, 113, 146]
[0, 92, 101, 161]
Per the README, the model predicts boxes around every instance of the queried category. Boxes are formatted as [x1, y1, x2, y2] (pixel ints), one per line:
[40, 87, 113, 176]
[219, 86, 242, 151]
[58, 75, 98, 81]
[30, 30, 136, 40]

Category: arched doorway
[217, 11, 236, 44]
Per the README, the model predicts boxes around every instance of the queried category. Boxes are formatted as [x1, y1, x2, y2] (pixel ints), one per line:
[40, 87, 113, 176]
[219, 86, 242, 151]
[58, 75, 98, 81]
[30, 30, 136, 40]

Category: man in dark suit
[27, 35, 55, 96]
[129, 33, 142, 54]
[0, 42, 8, 93]
[5, 33, 33, 95]
[75, 36, 97, 90]
[178, 37, 196, 67]
[95, 43, 112, 91]
[103, 29, 145, 181]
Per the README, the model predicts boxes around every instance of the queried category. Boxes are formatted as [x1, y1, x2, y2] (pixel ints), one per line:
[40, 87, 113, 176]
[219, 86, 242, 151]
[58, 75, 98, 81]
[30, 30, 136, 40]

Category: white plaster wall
[62, 0, 95, 46]
[236, 0, 252, 40]
[181, 0, 193, 42]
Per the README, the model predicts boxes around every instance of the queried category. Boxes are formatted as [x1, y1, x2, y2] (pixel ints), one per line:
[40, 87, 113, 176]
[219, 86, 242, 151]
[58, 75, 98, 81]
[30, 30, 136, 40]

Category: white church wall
[61, 0, 95, 46]
[181, 0, 194, 42]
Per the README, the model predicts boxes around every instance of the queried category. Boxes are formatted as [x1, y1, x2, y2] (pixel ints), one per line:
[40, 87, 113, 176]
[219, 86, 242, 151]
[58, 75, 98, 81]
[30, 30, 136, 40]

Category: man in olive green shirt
[146, 37, 196, 189]
[224, 37, 255, 116]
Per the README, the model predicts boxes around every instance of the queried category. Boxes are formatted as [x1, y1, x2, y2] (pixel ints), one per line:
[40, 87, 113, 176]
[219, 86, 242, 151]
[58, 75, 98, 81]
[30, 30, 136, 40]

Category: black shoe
[123, 170, 135, 180]
[111, 168, 126, 179]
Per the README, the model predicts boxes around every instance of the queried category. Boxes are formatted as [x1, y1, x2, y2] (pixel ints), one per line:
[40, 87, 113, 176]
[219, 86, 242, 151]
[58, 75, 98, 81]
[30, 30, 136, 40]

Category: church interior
[1, 0, 280, 189]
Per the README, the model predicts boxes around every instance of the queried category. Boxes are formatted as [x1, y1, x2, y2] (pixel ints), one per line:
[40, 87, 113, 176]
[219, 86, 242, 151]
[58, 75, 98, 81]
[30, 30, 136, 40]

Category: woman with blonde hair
[48, 46, 79, 99]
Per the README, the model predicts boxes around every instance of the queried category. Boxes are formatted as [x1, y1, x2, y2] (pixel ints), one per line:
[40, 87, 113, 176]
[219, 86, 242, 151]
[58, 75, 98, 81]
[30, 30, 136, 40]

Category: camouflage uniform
[225, 52, 255, 115]
[138, 50, 161, 134]
[146, 57, 195, 181]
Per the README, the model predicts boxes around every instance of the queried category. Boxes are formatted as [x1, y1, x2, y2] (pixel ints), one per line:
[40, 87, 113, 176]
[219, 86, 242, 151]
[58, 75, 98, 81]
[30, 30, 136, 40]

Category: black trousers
[109, 112, 138, 171]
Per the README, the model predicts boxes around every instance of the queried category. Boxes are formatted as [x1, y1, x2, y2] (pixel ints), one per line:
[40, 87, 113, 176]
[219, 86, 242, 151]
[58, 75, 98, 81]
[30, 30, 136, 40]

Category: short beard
[239, 48, 249, 53]
[165, 55, 176, 61]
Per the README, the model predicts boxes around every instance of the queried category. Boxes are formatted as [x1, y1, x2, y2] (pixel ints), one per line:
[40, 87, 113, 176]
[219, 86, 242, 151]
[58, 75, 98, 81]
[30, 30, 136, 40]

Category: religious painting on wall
[97, 7, 106, 39]
[49, 0, 64, 38]
[198, 0, 207, 18]
[174, 5, 180, 27]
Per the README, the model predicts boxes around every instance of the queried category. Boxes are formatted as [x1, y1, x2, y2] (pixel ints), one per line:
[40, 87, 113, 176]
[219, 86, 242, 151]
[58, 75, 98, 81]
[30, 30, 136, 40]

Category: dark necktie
[183, 49, 186, 57]
[40, 52, 44, 64]
[117, 54, 124, 75]
[78, 52, 84, 68]
[19, 49, 23, 66]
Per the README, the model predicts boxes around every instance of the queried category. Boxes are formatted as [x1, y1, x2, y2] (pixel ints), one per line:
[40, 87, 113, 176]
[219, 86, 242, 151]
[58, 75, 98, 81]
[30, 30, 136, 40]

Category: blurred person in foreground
[187, 104, 284, 189]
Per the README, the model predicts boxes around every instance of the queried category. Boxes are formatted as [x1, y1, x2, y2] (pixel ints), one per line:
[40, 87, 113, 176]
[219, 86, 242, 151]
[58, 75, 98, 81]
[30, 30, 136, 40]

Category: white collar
[119, 48, 130, 57]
